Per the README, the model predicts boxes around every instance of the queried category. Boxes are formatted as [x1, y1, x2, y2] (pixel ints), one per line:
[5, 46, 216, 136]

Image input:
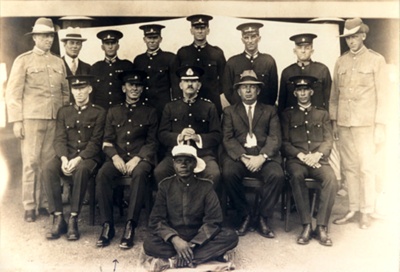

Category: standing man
[91, 30, 132, 110]
[278, 33, 332, 113]
[61, 27, 91, 77]
[223, 22, 278, 106]
[5, 17, 70, 222]
[96, 70, 158, 249]
[281, 76, 337, 246]
[143, 145, 238, 271]
[154, 66, 221, 194]
[330, 18, 387, 229]
[43, 75, 106, 241]
[133, 24, 176, 118]
[221, 70, 284, 238]
[174, 14, 226, 115]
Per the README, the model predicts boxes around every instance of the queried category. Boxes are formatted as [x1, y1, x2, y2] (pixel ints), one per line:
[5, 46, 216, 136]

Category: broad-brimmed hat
[176, 65, 204, 80]
[236, 22, 263, 35]
[60, 27, 87, 42]
[171, 145, 206, 173]
[139, 24, 165, 37]
[66, 74, 94, 88]
[339, 18, 369, 38]
[25, 17, 56, 36]
[289, 33, 317, 45]
[289, 75, 318, 90]
[187, 14, 213, 27]
[118, 70, 147, 85]
[234, 70, 264, 87]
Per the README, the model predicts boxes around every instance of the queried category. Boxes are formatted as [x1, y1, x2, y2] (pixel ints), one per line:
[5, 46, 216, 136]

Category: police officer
[155, 66, 221, 195]
[96, 70, 158, 249]
[278, 33, 332, 113]
[133, 24, 176, 118]
[91, 30, 132, 110]
[281, 75, 337, 246]
[42, 75, 106, 241]
[223, 22, 278, 106]
[174, 14, 226, 115]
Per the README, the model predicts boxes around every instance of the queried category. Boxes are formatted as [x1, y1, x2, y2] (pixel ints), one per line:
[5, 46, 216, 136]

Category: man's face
[190, 25, 210, 42]
[241, 33, 260, 54]
[237, 84, 260, 104]
[293, 44, 314, 62]
[294, 87, 313, 106]
[122, 82, 143, 102]
[143, 35, 162, 51]
[33, 33, 54, 52]
[173, 156, 197, 178]
[179, 79, 201, 97]
[101, 40, 119, 58]
[71, 85, 92, 105]
[345, 33, 365, 52]
[64, 40, 83, 58]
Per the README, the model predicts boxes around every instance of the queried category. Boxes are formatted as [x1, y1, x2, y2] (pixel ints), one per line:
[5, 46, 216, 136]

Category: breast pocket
[195, 116, 210, 132]
[337, 68, 347, 87]
[170, 116, 184, 132]
[289, 123, 307, 144]
[51, 66, 64, 83]
[203, 61, 217, 78]
[81, 121, 95, 141]
[111, 119, 126, 135]
[309, 123, 324, 142]
[357, 67, 374, 87]
[27, 66, 46, 87]
[65, 122, 77, 141]
[153, 66, 170, 87]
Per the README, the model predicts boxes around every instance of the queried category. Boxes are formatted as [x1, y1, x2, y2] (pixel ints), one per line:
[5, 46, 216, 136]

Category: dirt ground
[0, 127, 399, 272]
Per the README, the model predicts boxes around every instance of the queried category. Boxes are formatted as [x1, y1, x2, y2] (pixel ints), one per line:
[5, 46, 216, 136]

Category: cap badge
[106, 34, 112, 39]
[186, 68, 194, 76]
[198, 18, 204, 23]
[134, 75, 138, 80]
[302, 38, 306, 42]
[74, 79, 80, 84]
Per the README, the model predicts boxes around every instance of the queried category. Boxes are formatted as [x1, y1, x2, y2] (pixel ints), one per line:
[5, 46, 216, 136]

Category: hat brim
[61, 37, 87, 42]
[234, 80, 264, 87]
[25, 30, 56, 36]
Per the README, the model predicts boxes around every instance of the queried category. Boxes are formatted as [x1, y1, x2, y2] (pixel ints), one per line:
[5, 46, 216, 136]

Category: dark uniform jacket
[278, 61, 332, 113]
[149, 175, 222, 245]
[133, 49, 176, 116]
[102, 101, 158, 165]
[91, 57, 132, 110]
[62, 57, 91, 76]
[158, 97, 221, 158]
[281, 105, 333, 164]
[54, 103, 106, 163]
[174, 43, 226, 113]
[223, 52, 278, 106]
[223, 102, 281, 163]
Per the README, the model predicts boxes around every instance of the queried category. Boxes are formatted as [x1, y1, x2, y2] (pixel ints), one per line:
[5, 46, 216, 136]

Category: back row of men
[5, 16, 386, 258]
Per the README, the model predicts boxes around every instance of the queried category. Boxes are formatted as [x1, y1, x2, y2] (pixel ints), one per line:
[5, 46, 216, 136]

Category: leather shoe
[46, 214, 68, 239]
[313, 225, 332, 246]
[96, 222, 115, 247]
[333, 211, 356, 225]
[119, 220, 136, 249]
[38, 207, 50, 216]
[359, 213, 371, 229]
[236, 215, 251, 236]
[297, 224, 312, 245]
[24, 210, 36, 222]
[258, 217, 275, 238]
[67, 216, 80, 241]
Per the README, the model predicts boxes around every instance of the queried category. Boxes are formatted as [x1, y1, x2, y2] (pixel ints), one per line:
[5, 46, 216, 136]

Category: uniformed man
[223, 22, 278, 106]
[281, 75, 337, 246]
[96, 70, 158, 249]
[143, 145, 238, 271]
[154, 66, 221, 195]
[330, 18, 387, 229]
[221, 70, 284, 238]
[174, 14, 226, 115]
[5, 17, 70, 222]
[42, 75, 106, 241]
[91, 30, 132, 110]
[133, 24, 176, 118]
[278, 33, 332, 113]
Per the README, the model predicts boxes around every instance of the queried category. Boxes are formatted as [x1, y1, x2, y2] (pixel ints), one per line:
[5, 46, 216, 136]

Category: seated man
[281, 75, 337, 246]
[43, 75, 106, 240]
[95, 70, 158, 249]
[154, 65, 221, 194]
[143, 145, 238, 272]
[221, 70, 285, 238]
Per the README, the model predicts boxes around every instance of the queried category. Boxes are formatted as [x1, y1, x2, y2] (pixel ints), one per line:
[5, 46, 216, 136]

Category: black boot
[96, 222, 115, 247]
[67, 215, 80, 241]
[119, 220, 136, 249]
[46, 214, 67, 240]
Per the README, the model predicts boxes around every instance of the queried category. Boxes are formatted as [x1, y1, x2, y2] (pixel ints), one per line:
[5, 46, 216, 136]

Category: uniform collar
[245, 51, 259, 61]
[147, 48, 160, 57]
[193, 42, 207, 49]
[297, 60, 312, 67]
[74, 103, 89, 111]
[33, 46, 49, 56]
[183, 94, 198, 104]
[349, 45, 366, 56]
[298, 103, 312, 111]
[105, 55, 118, 64]
[125, 100, 139, 108]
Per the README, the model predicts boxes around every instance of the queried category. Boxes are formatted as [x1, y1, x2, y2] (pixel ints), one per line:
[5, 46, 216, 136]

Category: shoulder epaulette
[200, 97, 212, 103]
[159, 175, 176, 185]
[283, 106, 295, 112]
[314, 106, 328, 111]
[367, 49, 384, 57]
[18, 51, 33, 58]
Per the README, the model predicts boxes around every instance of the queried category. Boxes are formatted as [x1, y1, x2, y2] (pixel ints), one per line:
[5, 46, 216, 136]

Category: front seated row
[42, 67, 337, 254]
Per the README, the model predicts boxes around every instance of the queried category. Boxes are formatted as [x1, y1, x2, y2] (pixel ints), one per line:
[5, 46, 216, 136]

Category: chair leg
[89, 177, 95, 226]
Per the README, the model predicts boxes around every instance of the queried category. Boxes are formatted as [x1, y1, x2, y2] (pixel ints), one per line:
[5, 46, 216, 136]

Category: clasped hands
[171, 236, 196, 268]
[61, 156, 82, 176]
[297, 152, 322, 168]
[240, 154, 266, 172]
[112, 155, 141, 176]
[178, 128, 200, 144]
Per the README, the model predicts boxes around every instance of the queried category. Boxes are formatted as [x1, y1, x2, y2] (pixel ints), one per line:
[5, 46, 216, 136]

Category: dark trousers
[222, 157, 284, 218]
[154, 155, 221, 194]
[143, 228, 238, 265]
[286, 161, 338, 226]
[42, 158, 97, 215]
[96, 160, 152, 224]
